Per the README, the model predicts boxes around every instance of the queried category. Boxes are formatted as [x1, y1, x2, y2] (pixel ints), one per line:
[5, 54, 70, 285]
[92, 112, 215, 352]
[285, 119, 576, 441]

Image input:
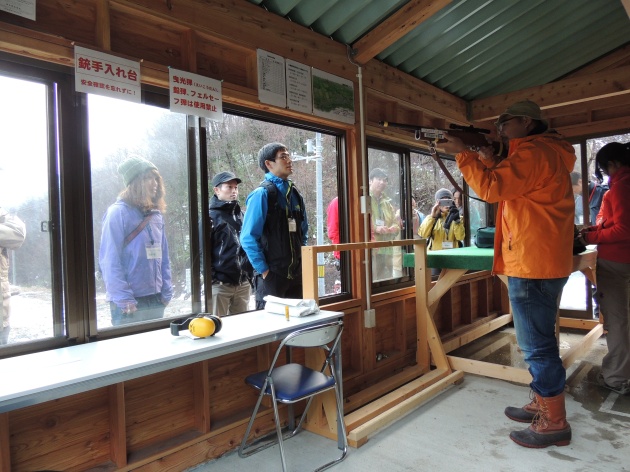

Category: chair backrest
[269, 320, 343, 372]
[284, 321, 341, 348]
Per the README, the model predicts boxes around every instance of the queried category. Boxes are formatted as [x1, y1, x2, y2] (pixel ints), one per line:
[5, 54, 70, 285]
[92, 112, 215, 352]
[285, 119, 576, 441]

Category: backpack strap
[260, 179, 278, 210]
[123, 212, 154, 247]
[588, 183, 598, 203]
[260, 179, 305, 220]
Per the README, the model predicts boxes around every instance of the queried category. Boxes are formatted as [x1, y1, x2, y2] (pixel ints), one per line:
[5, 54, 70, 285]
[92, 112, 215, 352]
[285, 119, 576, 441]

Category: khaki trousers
[596, 258, 630, 386]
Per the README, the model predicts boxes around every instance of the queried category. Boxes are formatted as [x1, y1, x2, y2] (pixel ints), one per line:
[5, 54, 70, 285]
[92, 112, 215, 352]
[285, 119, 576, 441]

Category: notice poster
[169, 68, 223, 121]
[286, 60, 312, 114]
[257, 49, 286, 108]
[74, 46, 141, 103]
[312, 68, 355, 124]
[0, 0, 35, 20]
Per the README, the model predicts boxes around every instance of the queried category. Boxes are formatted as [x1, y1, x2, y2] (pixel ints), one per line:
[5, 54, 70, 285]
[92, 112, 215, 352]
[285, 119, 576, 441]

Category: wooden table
[404, 247, 601, 384]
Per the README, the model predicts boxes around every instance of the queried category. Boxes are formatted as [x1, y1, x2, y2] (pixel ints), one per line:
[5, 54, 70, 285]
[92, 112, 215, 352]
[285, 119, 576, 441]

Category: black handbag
[475, 226, 495, 248]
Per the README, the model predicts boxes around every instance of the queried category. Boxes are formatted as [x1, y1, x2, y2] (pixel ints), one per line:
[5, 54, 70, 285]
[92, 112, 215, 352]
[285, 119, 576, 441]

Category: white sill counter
[0, 309, 343, 413]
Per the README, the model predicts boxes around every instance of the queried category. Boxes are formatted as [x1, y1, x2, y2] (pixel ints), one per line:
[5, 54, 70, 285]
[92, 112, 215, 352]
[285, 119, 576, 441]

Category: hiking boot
[509, 392, 571, 448]
[505, 391, 539, 423]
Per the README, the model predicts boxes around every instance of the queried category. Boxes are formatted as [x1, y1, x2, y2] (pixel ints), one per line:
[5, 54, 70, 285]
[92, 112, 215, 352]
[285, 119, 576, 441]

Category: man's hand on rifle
[441, 134, 466, 154]
[443, 133, 500, 164]
[477, 145, 496, 161]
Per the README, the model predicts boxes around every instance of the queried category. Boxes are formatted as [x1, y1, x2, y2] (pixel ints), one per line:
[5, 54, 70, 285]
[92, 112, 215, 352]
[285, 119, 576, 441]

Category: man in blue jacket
[241, 143, 308, 309]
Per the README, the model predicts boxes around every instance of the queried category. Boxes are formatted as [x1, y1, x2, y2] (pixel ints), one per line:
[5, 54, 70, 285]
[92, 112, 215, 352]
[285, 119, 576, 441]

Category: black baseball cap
[211, 171, 242, 188]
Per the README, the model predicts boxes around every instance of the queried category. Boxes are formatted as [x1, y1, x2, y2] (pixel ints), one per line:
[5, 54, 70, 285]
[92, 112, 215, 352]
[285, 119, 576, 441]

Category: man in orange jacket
[444, 100, 576, 449]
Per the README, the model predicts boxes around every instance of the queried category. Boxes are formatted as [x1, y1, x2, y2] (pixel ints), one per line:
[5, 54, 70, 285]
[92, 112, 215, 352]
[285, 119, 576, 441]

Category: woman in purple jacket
[99, 157, 173, 326]
[579, 142, 630, 395]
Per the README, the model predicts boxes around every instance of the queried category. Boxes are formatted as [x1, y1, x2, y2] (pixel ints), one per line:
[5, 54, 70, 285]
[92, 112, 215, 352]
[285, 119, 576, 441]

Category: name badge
[146, 243, 162, 259]
[375, 219, 385, 226]
[288, 218, 297, 232]
[442, 241, 454, 249]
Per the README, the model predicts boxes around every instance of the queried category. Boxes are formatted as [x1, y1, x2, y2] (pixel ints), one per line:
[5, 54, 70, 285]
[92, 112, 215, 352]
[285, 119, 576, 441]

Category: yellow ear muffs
[170, 314, 222, 338]
[189, 315, 222, 337]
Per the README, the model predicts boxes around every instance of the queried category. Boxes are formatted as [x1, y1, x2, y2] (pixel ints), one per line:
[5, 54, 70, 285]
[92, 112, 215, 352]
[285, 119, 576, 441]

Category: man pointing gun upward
[443, 100, 576, 449]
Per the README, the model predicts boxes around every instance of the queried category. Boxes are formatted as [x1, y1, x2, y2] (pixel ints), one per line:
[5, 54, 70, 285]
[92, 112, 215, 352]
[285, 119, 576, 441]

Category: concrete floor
[187, 328, 630, 472]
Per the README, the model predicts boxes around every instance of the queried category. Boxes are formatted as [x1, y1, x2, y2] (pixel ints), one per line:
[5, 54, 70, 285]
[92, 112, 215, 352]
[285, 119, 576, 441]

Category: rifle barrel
[449, 123, 491, 135]
[379, 121, 421, 132]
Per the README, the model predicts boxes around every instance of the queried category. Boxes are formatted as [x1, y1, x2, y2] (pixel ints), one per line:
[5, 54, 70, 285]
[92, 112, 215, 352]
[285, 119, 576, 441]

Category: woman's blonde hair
[119, 169, 166, 213]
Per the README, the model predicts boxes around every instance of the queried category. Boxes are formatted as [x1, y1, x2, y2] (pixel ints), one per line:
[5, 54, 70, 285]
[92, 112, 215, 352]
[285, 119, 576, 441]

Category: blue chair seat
[238, 320, 347, 472]
[246, 364, 336, 402]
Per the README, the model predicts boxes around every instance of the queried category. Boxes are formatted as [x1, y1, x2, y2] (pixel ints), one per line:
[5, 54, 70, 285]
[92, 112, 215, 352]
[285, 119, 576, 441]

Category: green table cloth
[403, 246, 494, 271]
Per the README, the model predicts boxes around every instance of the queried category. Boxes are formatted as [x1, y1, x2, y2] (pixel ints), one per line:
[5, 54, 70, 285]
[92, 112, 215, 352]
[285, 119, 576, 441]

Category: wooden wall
[0, 1, 627, 471]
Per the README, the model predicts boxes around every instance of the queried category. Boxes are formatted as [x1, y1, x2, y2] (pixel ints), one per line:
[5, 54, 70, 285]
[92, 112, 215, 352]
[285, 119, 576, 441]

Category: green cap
[495, 100, 548, 127]
[117, 157, 158, 187]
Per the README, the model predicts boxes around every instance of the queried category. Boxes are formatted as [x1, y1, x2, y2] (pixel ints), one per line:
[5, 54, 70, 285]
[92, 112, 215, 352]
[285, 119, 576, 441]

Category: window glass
[0, 76, 55, 345]
[410, 151, 465, 246]
[204, 116, 341, 301]
[89, 95, 191, 330]
[467, 187, 486, 246]
[367, 148, 402, 282]
[570, 144, 585, 225]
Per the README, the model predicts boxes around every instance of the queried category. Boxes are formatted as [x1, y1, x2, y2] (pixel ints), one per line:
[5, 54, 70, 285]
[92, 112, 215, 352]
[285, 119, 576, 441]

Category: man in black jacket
[205, 171, 253, 316]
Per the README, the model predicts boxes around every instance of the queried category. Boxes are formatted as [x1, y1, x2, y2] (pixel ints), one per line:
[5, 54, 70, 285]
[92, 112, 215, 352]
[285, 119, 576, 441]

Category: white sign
[74, 46, 141, 103]
[169, 68, 222, 121]
[257, 49, 286, 108]
[0, 0, 35, 21]
[286, 60, 312, 114]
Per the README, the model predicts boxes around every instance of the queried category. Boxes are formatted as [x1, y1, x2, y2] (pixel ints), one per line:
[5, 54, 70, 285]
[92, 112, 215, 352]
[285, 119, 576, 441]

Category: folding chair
[238, 319, 347, 472]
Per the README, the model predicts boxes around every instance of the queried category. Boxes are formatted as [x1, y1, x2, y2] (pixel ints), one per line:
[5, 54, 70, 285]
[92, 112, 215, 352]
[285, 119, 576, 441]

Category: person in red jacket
[444, 100, 576, 449]
[578, 142, 630, 395]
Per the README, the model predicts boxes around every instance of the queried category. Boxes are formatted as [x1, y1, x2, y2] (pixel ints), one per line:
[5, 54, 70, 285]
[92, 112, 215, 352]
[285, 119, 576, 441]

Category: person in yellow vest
[418, 188, 465, 250]
[369, 168, 400, 281]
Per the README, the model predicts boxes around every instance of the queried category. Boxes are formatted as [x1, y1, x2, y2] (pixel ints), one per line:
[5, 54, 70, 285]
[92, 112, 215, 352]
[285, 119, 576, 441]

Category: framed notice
[312, 68, 355, 124]
[257, 49, 286, 108]
[0, 0, 35, 20]
[74, 46, 141, 103]
[286, 60, 312, 114]
[169, 68, 222, 121]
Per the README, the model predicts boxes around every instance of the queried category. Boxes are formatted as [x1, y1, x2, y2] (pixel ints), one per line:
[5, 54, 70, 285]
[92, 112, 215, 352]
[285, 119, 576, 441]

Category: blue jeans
[508, 276, 568, 397]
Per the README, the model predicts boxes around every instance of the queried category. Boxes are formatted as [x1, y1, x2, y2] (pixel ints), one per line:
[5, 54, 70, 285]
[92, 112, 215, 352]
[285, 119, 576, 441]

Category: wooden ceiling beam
[350, 0, 451, 65]
[556, 116, 630, 139]
[470, 65, 630, 121]
[95, 0, 111, 50]
[562, 43, 630, 78]
[363, 59, 468, 124]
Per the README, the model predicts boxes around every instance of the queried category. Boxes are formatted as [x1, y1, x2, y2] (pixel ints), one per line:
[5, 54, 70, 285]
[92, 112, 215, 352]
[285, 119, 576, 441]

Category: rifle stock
[379, 121, 506, 157]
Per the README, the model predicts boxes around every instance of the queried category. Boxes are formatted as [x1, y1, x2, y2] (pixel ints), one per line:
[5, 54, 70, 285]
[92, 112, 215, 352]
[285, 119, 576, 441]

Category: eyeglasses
[497, 116, 519, 132]
[275, 152, 291, 161]
[267, 152, 291, 163]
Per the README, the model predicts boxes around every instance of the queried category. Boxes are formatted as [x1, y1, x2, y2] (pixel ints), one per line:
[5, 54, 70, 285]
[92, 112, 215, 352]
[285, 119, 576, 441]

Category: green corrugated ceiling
[248, 0, 630, 100]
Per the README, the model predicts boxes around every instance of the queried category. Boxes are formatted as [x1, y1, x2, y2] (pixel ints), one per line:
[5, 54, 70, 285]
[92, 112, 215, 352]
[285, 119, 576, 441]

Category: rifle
[379, 121, 507, 194]
[379, 121, 506, 157]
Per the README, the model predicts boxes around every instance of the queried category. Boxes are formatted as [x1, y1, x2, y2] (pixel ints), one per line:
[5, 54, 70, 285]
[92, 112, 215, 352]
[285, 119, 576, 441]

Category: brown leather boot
[505, 391, 539, 423]
[509, 392, 571, 448]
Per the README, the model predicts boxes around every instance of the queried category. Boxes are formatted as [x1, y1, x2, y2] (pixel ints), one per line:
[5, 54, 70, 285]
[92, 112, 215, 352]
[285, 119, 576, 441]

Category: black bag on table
[475, 226, 495, 248]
